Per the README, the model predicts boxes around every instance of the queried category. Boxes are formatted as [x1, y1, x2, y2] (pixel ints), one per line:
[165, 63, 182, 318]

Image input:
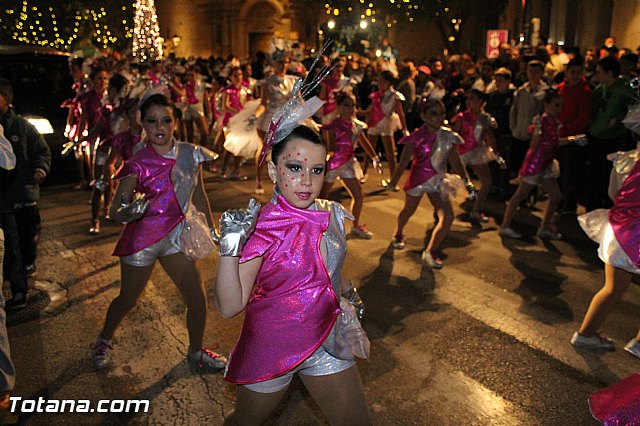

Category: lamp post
[171, 34, 181, 47]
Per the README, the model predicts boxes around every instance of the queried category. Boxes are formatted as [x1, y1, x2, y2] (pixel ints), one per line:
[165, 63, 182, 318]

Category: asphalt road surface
[5, 166, 640, 425]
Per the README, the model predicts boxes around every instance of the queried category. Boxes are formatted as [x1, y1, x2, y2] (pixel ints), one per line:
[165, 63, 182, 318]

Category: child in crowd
[571, 108, 640, 357]
[450, 89, 498, 223]
[364, 70, 410, 188]
[500, 89, 566, 239]
[387, 98, 472, 269]
[320, 92, 381, 239]
[215, 125, 371, 424]
[91, 94, 226, 371]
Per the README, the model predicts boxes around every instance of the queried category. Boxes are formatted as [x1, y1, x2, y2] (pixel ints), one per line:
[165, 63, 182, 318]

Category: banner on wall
[486, 30, 508, 58]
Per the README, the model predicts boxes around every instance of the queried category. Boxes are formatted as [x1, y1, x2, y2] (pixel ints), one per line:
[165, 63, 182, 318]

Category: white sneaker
[421, 250, 443, 269]
[570, 332, 615, 351]
[91, 338, 113, 370]
[499, 227, 522, 239]
[391, 235, 405, 250]
[351, 225, 373, 239]
[624, 338, 640, 359]
[188, 348, 228, 371]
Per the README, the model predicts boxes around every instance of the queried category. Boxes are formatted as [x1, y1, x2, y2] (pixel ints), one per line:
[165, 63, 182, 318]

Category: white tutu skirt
[520, 159, 560, 185]
[406, 173, 464, 201]
[223, 99, 262, 158]
[368, 113, 401, 137]
[324, 158, 364, 183]
[460, 145, 497, 166]
[578, 209, 640, 274]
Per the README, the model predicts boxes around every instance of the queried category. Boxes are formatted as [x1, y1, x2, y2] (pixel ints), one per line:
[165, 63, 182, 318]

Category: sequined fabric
[400, 126, 460, 192]
[111, 130, 140, 162]
[256, 74, 299, 133]
[112, 141, 215, 257]
[589, 373, 640, 425]
[578, 150, 640, 273]
[321, 75, 341, 116]
[368, 89, 404, 129]
[323, 117, 366, 171]
[520, 114, 559, 177]
[226, 195, 351, 384]
[221, 84, 252, 126]
[610, 157, 640, 268]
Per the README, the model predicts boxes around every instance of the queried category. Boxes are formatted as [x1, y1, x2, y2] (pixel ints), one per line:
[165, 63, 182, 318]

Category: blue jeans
[0, 229, 16, 392]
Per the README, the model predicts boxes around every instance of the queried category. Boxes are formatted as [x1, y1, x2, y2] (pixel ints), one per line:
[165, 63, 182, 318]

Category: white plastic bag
[180, 207, 216, 260]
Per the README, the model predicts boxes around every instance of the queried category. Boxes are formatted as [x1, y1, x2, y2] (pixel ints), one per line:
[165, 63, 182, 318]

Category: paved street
[5, 166, 640, 425]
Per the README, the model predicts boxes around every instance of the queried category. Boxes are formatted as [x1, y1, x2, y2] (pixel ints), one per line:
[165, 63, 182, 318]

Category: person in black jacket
[0, 78, 51, 309]
[485, 67, 515, 199]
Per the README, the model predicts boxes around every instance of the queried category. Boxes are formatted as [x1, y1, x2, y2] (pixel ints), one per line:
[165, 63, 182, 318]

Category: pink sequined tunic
[321, 75, 349, 116]
[221, 84, 251, 126]
[399, 126, 462, 192]
[367, 89, 404, 137]
[112, 141, 215, 257]
[227, 195, 352, 384]
[578, 147, 640, 274]
[323, 117, 367, 171]
[111, 131, 140, 162]
[520, 114, 559, 177]
[609, 158, 640, 269]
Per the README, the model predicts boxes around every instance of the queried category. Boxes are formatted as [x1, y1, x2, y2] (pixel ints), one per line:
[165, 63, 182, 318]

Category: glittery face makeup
[268, 138, 326, 209]
[142, 105, 176, 154]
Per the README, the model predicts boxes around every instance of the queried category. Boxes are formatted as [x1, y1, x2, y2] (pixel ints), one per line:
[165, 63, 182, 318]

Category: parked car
[0, 45, 75, 185]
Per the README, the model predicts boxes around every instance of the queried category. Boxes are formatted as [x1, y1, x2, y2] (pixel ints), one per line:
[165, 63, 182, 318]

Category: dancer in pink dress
[252, 55, 299, 194]
[78, 69, 110, 235]
[319, 60, 351, 125]
[218, 67, 254, 179]
[499, 89, 566, 240]
[183, 67, 209, 146]
[387, 98, 472, 269]
[61, 57, 91, 189]
[450, 89, 498, 224]
[320, 92, 380, 239]
[91, 94, 226, 372]
[571, 103, 640, 357]
[215, 63, 370, 423]
[363, 70, 410, 188]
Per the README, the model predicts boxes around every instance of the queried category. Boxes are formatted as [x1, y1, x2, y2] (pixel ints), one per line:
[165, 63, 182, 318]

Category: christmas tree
[132, 0, 162, 62]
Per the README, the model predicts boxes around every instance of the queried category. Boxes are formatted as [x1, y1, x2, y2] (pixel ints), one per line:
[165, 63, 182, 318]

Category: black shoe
[10, 293, 27, 310]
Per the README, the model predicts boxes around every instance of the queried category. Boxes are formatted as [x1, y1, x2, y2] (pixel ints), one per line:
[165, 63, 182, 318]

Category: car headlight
[25, 117, 54, 135]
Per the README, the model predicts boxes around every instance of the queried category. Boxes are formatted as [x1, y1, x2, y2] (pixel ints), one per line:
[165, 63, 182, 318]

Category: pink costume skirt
[520, 159, 560, 186]
[324, 158, 363, 183]
[578, 209, 640, 274]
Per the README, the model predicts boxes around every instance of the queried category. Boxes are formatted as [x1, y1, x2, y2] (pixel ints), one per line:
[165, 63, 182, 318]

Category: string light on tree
[132, 0, 162, 62]
[0, 1, 130, 51]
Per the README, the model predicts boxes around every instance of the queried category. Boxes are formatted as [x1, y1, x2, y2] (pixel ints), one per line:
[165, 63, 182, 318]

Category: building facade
[156, 0, 639, 61]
